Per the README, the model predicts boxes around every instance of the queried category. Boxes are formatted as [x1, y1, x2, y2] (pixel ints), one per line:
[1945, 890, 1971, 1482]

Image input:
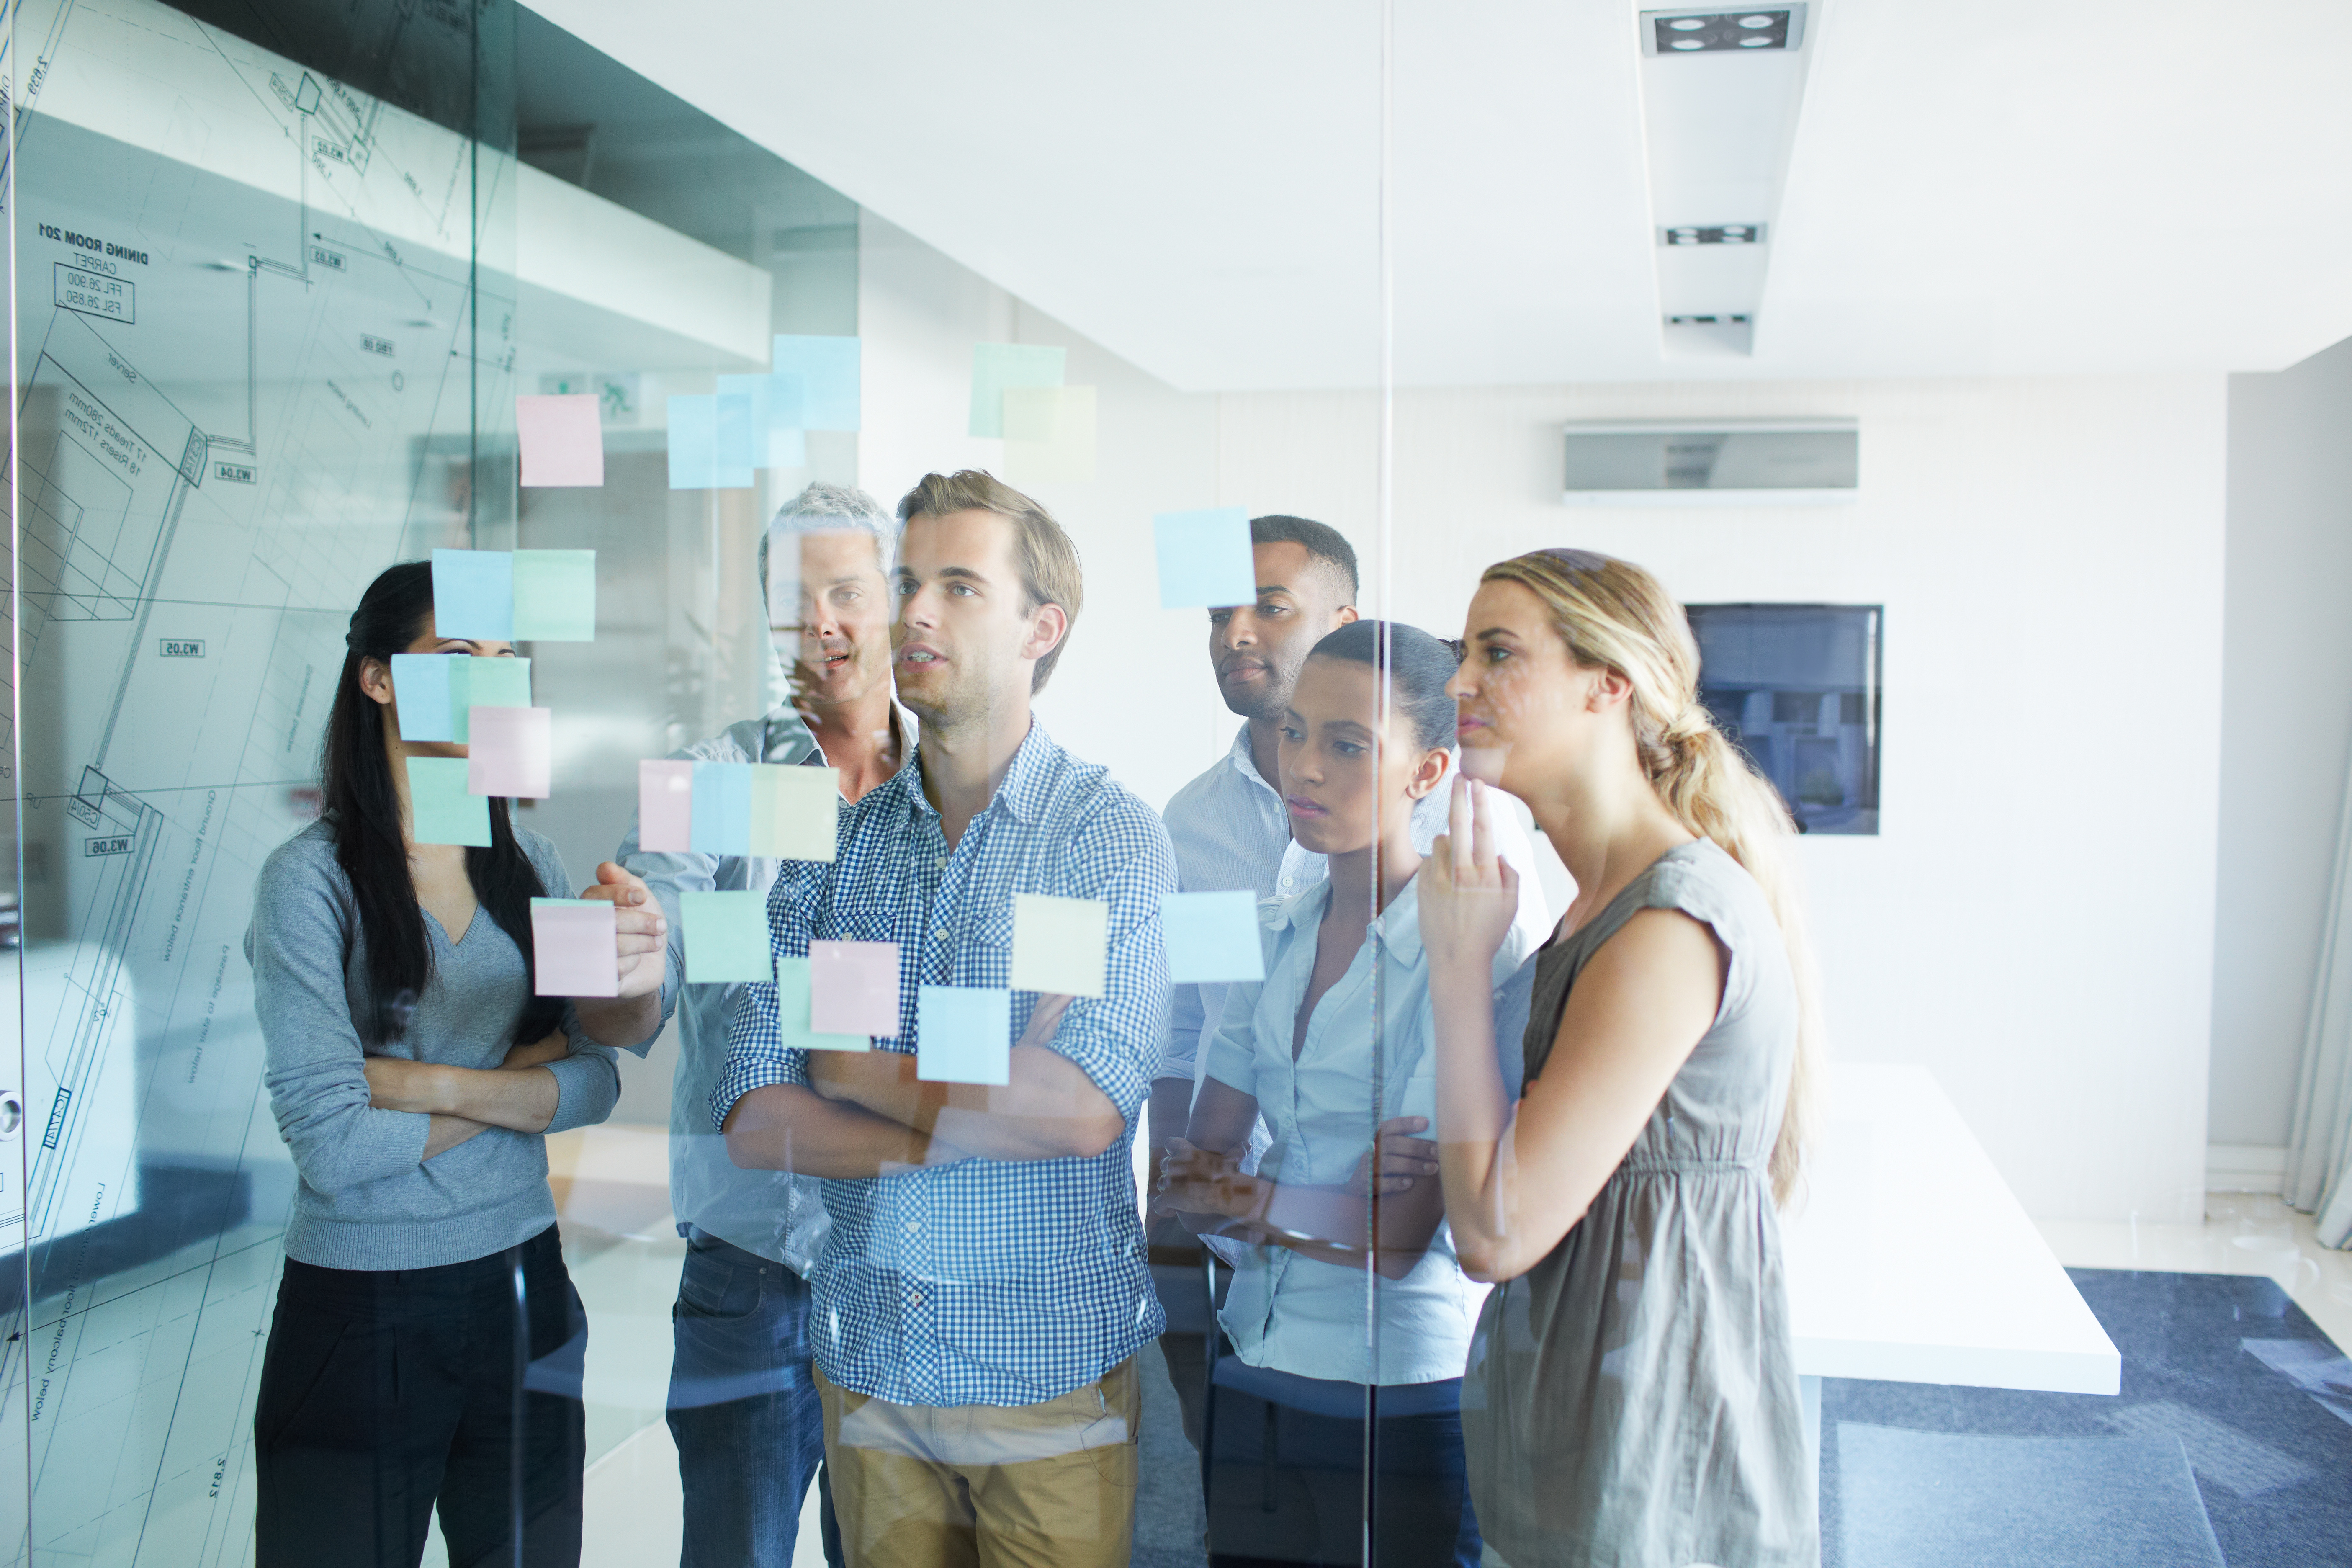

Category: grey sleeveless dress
[1463, 838, 1815, 1568]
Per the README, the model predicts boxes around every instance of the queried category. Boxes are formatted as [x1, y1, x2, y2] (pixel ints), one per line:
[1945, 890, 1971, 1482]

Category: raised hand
[576, 861, 669, 999]
[1420, 775, 1520, 976]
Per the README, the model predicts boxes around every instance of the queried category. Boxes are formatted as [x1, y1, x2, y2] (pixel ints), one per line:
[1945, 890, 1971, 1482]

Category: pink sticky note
[532, 899, 618, 996]
[516, 394, 605, 487]
[808, 940, 900, 1037]
[639, 759, 695, 852]
[468, 706, 552, 798]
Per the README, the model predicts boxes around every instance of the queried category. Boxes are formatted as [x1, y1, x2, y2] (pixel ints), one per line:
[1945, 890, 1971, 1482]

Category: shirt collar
[1263, 870, 1426, 963]
[1225, 721, 1276, 795]
[899, 717, 1058, 827]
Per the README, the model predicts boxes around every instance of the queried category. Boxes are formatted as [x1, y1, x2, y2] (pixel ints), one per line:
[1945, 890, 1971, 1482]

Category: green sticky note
[450, 655, 530, 744]
[409, 756, 489, 846]
[681, 889, 772, 984]
[512, 549, 597, 641]
[775, 956, 869, 1052]
[968, 343, 1066, 438]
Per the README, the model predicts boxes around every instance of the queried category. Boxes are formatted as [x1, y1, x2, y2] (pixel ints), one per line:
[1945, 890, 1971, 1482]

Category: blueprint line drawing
[2, 0, 517, 1560]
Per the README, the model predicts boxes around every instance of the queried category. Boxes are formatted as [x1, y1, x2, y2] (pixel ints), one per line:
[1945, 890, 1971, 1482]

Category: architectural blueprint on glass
[1, 0, 516, 1560]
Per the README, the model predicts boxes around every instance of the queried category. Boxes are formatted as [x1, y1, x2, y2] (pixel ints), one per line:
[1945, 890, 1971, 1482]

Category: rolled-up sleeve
[712, 858, 820, 1128]
[1042, 798, 1177, 1122]
[543, 1022, 623, 1133]
[247, 844, 431, 1197]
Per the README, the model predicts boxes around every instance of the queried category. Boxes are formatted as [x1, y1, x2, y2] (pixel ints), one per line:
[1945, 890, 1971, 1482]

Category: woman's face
[360, 612, 515, 755]
[1446, 578, 1608, 799]
[1278, 654, 1446, 859]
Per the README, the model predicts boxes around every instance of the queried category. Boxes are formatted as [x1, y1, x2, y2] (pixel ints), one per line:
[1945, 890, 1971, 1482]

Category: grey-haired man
[608, 481, 909, 1568]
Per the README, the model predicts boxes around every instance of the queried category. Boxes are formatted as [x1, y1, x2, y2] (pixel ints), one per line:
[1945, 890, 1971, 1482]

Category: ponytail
[1484, 550, 1824, 1208]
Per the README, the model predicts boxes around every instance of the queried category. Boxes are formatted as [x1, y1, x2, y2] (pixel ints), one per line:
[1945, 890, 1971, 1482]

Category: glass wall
[7, 4, 2336, 1568]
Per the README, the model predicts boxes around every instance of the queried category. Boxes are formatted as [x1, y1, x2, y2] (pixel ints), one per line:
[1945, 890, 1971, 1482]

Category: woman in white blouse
[1158, 619, 1539, 1568]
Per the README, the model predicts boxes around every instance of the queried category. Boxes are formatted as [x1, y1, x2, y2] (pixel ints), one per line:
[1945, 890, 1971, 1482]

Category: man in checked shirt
[715, 470, 1176, 1568]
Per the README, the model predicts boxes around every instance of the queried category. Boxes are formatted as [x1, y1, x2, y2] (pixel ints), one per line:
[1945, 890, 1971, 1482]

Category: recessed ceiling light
[1642, 7, 1800, 54]
[1659, 224, 1770, 247]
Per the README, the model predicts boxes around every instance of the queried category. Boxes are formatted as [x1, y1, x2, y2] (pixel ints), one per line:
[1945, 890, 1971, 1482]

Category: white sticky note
[752, 764, 839, 862]
[1009, 893, 1109, 998]
[531, 898, 618, 997]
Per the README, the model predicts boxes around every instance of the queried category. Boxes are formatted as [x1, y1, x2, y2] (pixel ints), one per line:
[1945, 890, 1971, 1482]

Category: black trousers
[255, 1224, 587, 1568]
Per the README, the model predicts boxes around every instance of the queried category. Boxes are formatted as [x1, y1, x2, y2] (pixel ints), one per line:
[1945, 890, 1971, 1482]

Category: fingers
[1377, 1116, 1429, 1137]
[1469, 779, 1497, 871]
[1449, 775, 1475, 882]
[583, 862, 651, 906]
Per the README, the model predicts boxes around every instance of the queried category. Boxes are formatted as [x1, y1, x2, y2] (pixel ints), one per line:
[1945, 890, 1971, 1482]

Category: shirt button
[903, 1220, 921, 1235]
[1281, 877, 1294, 889]
[908, 1289, 926, 1308]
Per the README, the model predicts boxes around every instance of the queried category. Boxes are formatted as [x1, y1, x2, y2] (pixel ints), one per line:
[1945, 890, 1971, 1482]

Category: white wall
[856, 212, 1231, 808]
[859, 218, 2229, 1223]
[2209, 335, 2352, 1153]
[1213, 376, 2227, 1224]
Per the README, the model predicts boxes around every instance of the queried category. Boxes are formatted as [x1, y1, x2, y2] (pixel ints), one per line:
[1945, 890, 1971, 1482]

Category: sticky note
[715, 388, 757, 474]
[512, 549, 596, 641]
[432, 548, 514, 639]
[1009, 893, 1109, 998]
[408, 756, 489, 846]
[639, 759, 695, 852]
[668, 394, 753, 489]
[467, 706, 553, 798]
[969, 343, 1067, 438]
[1154, 508, 1257, 609]
[531, 898, 618, 997]
[771, 335, 861, 432]
[917, 986, 1012, 1086]
[753, 765, 839, 862]
[515, 394, 605, 487]
[775, 956, 869, 1051]
[808, 940, 900, 1037]
[680, 889, 771, 984]
[459, 655, 533, 742]
[717, 371, 810, 469]
[1002, 385, 1097, 484]
[392, 654, 458, 743]
[1161, 890, 1266, 984]
[690, 761, 754, 855]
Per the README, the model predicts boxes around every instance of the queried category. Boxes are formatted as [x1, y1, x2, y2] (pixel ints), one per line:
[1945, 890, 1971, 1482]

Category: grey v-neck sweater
[246, 820, 626, 1270]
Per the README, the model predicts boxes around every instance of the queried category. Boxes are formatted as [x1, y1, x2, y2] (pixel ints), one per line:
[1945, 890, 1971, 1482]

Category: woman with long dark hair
[244, 559, 666, 1566]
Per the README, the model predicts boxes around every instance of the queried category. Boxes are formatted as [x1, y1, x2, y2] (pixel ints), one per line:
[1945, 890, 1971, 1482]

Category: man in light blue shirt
[1150, 514, 1554, 1447]
[717, 471, 1174, 1568]
[611, 481, 907, 1568]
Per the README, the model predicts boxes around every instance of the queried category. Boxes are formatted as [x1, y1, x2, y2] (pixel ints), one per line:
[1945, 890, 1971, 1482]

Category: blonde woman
[1417, 549, 1821, 1568]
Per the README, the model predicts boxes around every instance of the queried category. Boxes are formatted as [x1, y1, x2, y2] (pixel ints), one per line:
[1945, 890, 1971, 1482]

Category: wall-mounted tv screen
[1686, 603, 1881, 835]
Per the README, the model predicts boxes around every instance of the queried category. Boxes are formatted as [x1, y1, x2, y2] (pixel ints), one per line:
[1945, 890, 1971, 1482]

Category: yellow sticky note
[1009, 893, 1109, 998]
[751, 764, 839, 862]
[1002, 385, 1097, 484]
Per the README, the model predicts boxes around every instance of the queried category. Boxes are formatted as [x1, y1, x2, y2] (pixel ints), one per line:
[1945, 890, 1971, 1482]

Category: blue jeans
[667, 1226, 842, 1568]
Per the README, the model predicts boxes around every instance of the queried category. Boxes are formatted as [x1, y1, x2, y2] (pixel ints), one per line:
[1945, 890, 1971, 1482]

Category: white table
[1781, 1062, 2121, 1494]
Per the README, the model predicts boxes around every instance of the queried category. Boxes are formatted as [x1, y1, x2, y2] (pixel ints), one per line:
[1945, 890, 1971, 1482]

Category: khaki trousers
[816, 1358, 1140, 1568]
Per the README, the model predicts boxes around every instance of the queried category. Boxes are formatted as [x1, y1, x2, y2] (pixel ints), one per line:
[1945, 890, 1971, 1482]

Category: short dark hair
[1249, 514, 1358, 602]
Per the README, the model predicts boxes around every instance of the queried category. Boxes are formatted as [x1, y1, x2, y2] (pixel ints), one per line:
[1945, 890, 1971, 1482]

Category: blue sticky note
[1153, 507, 1257, 609]
[668, 395, 753, 489]
[680, 889, 771, 984]
[409, 757, 490, 847]
[432, 548, 514, 639]
[715, 389, 757, 473]
[1161, 890, 1266, 984]
[690, 760, 754, 855]
[917, 985, 1013, 1086]
[771, 335, 861, 432]
[717, 372, 810, 469]
[391, 654, 458, 743]
[968, 343, 1066, 438]
[775, 956, 870, 1052]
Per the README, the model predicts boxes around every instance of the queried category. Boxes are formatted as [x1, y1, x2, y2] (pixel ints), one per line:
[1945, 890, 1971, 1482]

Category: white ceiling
[535, 0, 2352, 391]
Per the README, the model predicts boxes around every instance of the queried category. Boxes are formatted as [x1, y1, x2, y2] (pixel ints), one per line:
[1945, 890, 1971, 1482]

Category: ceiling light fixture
[1662, 224, 1766, 246]
[1640, 7, 1802, 55]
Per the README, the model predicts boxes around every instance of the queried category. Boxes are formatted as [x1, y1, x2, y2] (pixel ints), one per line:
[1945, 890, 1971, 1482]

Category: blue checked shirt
[714, 721, 1176, 1408]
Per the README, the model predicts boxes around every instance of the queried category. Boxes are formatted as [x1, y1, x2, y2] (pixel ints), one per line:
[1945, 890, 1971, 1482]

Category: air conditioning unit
[1562, 418, 1856, 506]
